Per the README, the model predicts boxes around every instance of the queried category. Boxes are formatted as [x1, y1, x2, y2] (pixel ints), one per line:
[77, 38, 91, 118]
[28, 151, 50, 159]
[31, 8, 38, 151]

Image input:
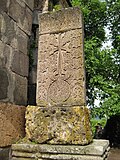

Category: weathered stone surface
[0, 40, 5, 67]
[0, 13, 29, 53]
[37, 8, 85, 107]
[1, 42, 12, 68]
[0, 68, 9, 100]
[16, 27, 28, 54]
[25, 106, 92, 145]
[12, 140, 109, 156]
[8, 0, 33, 35]
[11, 50, 29, 77]
[14, 74, 28, 105]
[0, 102, 26, 147]
[0, 147, 11, 160]
[0, 14, 2, 39]
[0, 0, 8, 13]
[12, 140, 110, 160]
[1, 12, 17, 47]
[0, 67, 15, 102]
[39, 7, 82, 34]
[0, 0, 33, 105]
[24, 0, 34, 10]
[0, 67, 28, 105]
[21, 7, 33, 36]
[8, 0, 25, 24]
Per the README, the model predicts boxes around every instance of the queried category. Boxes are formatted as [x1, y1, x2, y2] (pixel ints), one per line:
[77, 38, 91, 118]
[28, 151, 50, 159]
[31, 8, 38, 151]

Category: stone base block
[12, 139, 110, 160]
[0, 102, 26, 147]
[25, 106, 92, 145]
[0, 147, 11, 160]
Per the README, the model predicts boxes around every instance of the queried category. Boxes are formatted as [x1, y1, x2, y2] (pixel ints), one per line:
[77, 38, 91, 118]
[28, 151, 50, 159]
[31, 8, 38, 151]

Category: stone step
[12, 139, 110, 160]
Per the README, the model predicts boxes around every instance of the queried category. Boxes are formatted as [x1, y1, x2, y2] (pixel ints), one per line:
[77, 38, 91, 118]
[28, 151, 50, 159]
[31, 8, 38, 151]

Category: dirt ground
[108, 148, 120, 160]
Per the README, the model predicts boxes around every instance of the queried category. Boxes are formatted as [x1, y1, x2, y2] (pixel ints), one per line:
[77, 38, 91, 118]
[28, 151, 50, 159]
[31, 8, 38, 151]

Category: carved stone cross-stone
[36, 8, 86, 107]
[26, 7, 92, 145]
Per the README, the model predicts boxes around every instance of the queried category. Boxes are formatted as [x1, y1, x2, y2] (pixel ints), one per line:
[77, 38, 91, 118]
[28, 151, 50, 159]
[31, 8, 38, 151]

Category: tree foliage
[71, 0, 120, 118]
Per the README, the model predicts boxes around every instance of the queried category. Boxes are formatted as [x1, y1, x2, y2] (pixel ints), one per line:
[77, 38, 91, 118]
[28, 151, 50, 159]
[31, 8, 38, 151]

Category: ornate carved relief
[37, 8, 86, 107]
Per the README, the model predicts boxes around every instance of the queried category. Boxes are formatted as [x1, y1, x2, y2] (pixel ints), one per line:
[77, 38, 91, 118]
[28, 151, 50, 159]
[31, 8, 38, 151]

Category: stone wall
[0, 0, 34, 159]
[0, 0, 34, 105]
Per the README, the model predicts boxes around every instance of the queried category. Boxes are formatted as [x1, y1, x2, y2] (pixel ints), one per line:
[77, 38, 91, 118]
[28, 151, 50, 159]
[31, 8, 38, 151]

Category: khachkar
[12, 7, 110, 160]
[26, 7, 93, 145]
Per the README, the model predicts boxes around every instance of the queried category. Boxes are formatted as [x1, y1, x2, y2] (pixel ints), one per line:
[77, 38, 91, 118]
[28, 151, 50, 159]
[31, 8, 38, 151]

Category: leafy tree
[107, 0, 120, 54]
[71, 0, 120, 118]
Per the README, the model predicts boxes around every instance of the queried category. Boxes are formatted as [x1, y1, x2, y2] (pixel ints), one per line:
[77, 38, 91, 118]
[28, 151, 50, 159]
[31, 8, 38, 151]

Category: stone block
[0, 40, 5, 67]
[21, 6, 33, 36]
[24, 0, 34, 10]
[13, 74, 28, 105]
[0, 147, 11, 160]
[25, 106, 92, 145]
[11, 50, 29, 77]
[0, 0, 8, 13]
[16, 27, 28, 54]
[1, 12, 17, 47]
[8, 0, 25, 23]
[11, 140, 110, 160]
[39, 7, 82, 34]
[0, 68, 9, 100]
[0, 67, 28, 105]
[0, 102, 26, 147]
[1, 13, 29, 52]
[0, 40, 12, 68]
[8, 0, 33, 35]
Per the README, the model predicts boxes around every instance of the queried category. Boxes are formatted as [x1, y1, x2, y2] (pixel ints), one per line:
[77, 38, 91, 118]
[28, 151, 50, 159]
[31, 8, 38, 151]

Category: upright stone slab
[36, 7, 85, 107]
[26, 7, 92, 145]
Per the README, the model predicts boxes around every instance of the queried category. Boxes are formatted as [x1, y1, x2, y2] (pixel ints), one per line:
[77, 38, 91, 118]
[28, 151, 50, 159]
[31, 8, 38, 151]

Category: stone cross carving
[36, 8, 86, 107]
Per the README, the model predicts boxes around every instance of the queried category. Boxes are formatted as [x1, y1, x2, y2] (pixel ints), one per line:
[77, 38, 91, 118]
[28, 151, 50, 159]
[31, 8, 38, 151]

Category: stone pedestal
[25, 105, 92, 145]
[12, 140, 110, 160]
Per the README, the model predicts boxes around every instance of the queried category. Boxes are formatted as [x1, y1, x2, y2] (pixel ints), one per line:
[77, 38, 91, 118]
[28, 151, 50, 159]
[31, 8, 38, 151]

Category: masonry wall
[0, 0, 34, 158]
[0, 0, 34, 105]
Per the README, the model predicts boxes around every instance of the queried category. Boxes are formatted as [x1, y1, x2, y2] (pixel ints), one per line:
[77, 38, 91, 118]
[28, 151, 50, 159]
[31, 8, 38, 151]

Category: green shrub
[91, 117, 107, 136]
